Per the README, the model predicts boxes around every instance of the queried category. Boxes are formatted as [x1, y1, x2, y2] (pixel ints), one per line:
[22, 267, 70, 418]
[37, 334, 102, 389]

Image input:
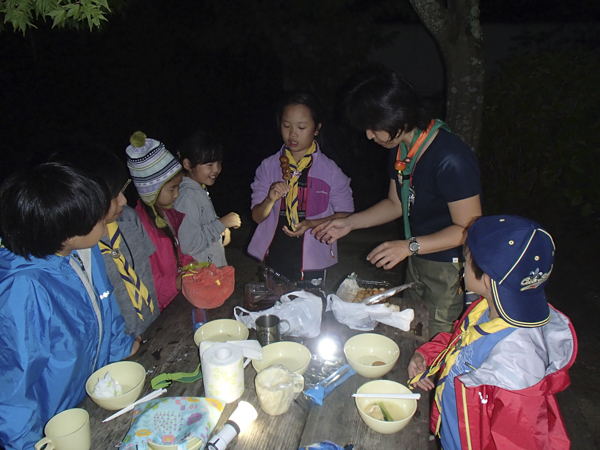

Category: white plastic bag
[234, 290, 323, 338]
[326, 294, 414, 331]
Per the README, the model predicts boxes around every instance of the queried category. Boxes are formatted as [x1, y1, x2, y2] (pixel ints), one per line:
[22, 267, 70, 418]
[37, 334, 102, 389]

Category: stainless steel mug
[256, 314, 291, 346]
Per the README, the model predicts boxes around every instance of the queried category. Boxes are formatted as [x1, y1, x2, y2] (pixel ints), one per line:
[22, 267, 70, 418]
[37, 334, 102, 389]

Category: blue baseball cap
[466, 215, 554, 328]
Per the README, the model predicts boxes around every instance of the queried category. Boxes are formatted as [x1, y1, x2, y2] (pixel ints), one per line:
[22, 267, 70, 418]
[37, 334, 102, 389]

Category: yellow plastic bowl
[355, 380, 417, 434]
[148, 437, 203, 450]
[85, 361, 146, 410]
[193, 319, 249, 346]
[343, 333, 400, 378]
[252, 341, 311, 375]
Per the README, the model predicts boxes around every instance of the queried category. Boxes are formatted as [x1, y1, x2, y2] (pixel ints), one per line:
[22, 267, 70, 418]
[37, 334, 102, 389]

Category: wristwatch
[408, 237, 420, 256]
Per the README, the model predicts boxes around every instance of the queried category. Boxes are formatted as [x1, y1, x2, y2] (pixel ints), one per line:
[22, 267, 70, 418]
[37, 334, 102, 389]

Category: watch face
[409, 242, 419, 252]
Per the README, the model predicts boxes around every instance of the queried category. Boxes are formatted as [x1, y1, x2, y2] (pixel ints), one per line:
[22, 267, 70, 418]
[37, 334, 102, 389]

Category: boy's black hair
[0, 162, 111, 259]
[464, 244, 485, 280]
[344, 68, 431, 138]
[48, 143, 129, 199]
[178, 131, 224, 171]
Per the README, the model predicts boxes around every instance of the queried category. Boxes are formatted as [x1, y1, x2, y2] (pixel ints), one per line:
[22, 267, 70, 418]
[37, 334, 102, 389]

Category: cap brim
[491, 279, 550, 328]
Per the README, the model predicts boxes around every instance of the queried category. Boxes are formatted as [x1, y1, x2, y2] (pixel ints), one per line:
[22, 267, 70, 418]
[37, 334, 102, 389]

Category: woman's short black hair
[344, 68, 431, 137]
[0, 162, 111, 258]
[178, 131, 224, 170]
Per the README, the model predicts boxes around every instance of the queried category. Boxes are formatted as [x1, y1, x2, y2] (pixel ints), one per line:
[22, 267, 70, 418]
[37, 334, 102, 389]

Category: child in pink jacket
[126, 131, 193, 310]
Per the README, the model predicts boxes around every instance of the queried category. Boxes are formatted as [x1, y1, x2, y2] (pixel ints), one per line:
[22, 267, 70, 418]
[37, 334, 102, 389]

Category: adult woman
[314, 69, 482, 336]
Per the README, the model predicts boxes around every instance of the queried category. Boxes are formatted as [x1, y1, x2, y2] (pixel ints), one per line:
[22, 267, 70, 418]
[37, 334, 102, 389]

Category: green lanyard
[397, 119, 450, 239]
[151, 363, 202, 389]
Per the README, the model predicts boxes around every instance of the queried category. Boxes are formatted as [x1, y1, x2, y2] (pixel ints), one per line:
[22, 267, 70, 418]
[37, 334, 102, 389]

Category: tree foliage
[1, 0, 113, 34]
[480, 50, 600, 225]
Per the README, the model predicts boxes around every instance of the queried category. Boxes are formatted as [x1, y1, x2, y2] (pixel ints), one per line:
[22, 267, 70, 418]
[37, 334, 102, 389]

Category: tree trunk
[409, 0, 484, 153]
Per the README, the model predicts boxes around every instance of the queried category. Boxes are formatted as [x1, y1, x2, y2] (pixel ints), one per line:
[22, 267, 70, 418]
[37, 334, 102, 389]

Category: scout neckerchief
[407, 298, 516, 435]
[284, 141, 316, 231]
[396, 119, 450, 239]
[99, 222, 154, 320]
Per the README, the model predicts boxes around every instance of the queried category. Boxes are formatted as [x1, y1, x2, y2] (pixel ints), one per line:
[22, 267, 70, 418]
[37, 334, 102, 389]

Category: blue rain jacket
[0, 245, 133, 450]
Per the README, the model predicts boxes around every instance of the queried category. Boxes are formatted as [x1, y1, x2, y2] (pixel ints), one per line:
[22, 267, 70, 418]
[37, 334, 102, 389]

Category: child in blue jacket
[0, 162, 135, 450]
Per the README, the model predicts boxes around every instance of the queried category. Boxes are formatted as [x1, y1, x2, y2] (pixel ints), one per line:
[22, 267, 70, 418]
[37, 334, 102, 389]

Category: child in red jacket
[408, 215, 577, 449]
[126, 131, 193, 310]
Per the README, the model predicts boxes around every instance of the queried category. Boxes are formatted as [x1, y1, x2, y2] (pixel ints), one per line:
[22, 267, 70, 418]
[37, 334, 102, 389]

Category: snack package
[336, 273, 391, 303]
[335, 273, 359, 302]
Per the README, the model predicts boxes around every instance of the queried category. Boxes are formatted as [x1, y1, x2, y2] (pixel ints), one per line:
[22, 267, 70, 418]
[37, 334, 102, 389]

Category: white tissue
[202, 343, 245, 403]
[93, 372, 123, 398]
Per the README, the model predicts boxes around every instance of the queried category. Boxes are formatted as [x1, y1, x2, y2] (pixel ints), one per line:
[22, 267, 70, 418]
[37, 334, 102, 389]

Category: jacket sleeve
[250, 157, 276, 209]
[0, 278, 52, 450]
[327, 162, 354, 214]
[175, 191, 225, 260]
[91, 245, 133, 362]
[107, 291, 134, 362]
[416, 331, 453, 366]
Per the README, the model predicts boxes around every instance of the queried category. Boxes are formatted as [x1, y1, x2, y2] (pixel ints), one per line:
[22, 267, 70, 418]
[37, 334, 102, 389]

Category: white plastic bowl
[252, 341, 311, 375]
[344, 333, 400, 378]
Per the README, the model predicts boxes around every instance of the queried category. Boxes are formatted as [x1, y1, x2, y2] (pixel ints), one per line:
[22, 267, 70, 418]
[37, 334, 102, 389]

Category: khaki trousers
[404, 256, 465, 338]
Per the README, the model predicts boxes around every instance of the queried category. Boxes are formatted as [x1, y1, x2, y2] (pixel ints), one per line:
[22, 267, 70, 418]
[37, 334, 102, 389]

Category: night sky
[1, 0, 598, 213]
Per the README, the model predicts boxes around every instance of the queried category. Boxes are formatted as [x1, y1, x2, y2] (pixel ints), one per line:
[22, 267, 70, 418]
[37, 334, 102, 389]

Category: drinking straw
[351, 393, 421, 400]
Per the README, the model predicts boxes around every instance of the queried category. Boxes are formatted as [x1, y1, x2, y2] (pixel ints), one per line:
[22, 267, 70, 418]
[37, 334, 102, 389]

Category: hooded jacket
[247, 145, 354, 271]
[0, 245, 133, 450]
[417, 298, 577, 449]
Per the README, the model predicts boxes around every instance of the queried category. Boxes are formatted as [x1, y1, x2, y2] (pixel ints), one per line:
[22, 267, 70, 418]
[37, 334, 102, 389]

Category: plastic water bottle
[192, 307, 207, 331]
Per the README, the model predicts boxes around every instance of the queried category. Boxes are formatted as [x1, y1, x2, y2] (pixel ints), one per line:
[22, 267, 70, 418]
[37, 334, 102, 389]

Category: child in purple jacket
[248, 93, 354, 283]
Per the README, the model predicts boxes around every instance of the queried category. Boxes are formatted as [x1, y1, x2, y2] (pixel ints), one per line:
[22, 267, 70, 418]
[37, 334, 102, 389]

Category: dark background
[1, 1, 600, 446]
[1, 0, 599, 217]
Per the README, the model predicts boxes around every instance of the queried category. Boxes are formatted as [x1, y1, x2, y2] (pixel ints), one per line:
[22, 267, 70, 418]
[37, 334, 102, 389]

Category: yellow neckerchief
[99, 222, 154, 320]
[408, 298, 515, 435]
[284, 141, 317, 231]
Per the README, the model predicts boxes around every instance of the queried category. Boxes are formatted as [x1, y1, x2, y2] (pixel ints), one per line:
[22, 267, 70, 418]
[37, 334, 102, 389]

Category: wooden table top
[80, 291, 431, 450]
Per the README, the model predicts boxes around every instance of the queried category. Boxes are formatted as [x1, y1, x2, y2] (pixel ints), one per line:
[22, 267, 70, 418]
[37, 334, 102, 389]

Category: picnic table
[80, 291, 431, 450]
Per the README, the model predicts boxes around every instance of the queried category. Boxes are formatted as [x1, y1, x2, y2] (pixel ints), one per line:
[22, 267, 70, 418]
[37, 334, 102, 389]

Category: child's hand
[221, 212, 241, 229]
[222, 228, 231, 246]
[128, 336, 142, 358]
[408, 352, 435, 391]
[268, 181, 290, 202]
[175, 272, 183, 291]
[283, 219, 313, 237]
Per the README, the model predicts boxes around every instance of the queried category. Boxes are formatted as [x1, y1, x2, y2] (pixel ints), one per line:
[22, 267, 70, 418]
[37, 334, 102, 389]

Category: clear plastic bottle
[192, 307, 207, 331]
